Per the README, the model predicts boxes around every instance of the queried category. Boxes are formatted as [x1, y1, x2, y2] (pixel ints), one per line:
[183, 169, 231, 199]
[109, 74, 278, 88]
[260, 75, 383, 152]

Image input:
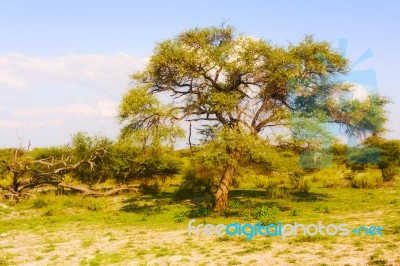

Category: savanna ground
[1, 174, 400, 266]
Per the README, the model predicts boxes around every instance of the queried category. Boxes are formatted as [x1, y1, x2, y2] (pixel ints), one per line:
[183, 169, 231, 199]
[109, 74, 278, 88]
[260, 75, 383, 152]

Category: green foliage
[106, 142, 137, 184]
[291, 207, 301, 216]
[118, 84, 184, 148]
[173, 211, 188, 223]
[265, 187, 290, 199]
[332, 142, 348, 165]
[132, 148, 181, 185]
[32, 146, 68, 160]
[311, 168, 345, 188]
[313, 205, 331, 213]
[190, 203, 212, 218]
[122, 25, 388, 211]
[351, 172, 383, 189]
[69, 132, 112, 186]
[109, 141, 181, 186]
[254, 206, 278, 225]
[290, 171, 312, 193]
[174, 168, 214, 199]
[87, 200, 102, 211]
[254, 205, 277, 219]
[254, 176, 269, 189]
[31, 198, 48, 209]
[378, 139, 400, 181]
[229, 200, 242, 209]
[297, 177, 312, 193]
[382, 167, 399, 181]
[350, 137, 400, 181]
[241, 212, 253, 221]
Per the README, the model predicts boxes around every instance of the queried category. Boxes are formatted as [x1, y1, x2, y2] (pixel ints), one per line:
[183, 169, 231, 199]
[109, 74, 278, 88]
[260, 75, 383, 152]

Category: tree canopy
[119, 25, 388, 210]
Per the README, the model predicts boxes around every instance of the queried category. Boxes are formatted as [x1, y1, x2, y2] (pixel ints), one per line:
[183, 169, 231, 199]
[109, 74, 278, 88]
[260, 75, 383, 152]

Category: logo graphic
[288, 39, 381, 168]
[188, 220, 384, 241]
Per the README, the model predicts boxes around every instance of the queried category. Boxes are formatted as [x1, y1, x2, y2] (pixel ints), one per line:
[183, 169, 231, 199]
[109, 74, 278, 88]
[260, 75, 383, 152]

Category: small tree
[361, 137, 400, 181]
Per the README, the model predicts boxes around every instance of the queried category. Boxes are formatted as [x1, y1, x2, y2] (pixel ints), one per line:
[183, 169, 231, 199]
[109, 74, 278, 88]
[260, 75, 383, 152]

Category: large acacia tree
[120, 25, 387, 211]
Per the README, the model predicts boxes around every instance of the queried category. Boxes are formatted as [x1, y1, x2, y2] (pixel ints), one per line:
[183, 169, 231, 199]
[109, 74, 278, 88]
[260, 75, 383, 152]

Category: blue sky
[0, 0, 399, 147]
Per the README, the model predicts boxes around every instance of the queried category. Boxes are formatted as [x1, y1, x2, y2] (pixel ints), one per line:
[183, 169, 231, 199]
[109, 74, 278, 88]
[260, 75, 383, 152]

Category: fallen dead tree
[1, 172, 140, 201]
[0, 145, 138, 200]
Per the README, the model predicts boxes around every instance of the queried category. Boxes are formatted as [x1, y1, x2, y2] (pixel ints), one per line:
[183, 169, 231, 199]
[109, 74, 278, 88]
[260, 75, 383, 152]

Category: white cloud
[0, 53, 146, 146]
[0, 53, 147, 93]
[0, 119, 22, 129]
[12, 99, 119, 118]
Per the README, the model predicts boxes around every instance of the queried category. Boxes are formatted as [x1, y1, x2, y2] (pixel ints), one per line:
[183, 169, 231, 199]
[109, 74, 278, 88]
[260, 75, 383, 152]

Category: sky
[0, 0, 399, 148]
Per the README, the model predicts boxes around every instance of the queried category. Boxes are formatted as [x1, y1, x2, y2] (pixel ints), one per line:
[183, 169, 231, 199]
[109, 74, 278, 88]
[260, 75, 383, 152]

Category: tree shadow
[120, 191, 176, 213]
[291, 192, 332, 202]
[119, 189, 331, 215]
[229, 189, 266, 198]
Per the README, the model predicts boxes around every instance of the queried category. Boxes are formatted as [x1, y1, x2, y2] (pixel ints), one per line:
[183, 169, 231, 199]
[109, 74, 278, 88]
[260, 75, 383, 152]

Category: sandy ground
[1, 222, 400, 266]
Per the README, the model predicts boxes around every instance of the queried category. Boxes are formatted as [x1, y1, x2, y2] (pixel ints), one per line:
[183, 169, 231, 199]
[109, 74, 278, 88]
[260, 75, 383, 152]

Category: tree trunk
[12, 172, 19, 193]
[213, 164, 235, 211]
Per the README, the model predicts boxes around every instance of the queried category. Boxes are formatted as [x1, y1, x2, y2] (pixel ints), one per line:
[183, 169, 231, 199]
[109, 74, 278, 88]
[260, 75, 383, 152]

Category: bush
[241, 212, 253, 221]
[69, 132, 113, 186]
[352, 172, 383, 188]
[292, 208, 301, 216]
[174, 211, 188, 222]
[190, 202, 212, 218]
[382, 166, 399, 181]
[174, 169, 214, 199]
[293, 176, 312, 193]
[290, 171, 312, 193]
[229, 200, 241, 209]
[254, 206, 278, 225]
[311, 168, 345, 188]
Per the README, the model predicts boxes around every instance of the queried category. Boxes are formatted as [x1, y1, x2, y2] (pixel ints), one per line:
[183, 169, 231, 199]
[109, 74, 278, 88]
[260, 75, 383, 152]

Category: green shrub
[174, 169, 214, 199]
[297, 177, 312, 193]
[190, 203, 212, 218]
[241, 212, 253, 221]
[290, 171, 312, 193]
[352, 172, 383, 188]
[312, 168, 345, 188]
[254, 206, 278, 225]
[314, 205, 331, 213]
[382, 166, 399, 181]
[173, 211, 188, 222]
[229, 200, 241, 209]
[260, 215, 277, 226]
[292, 208, 301, 216]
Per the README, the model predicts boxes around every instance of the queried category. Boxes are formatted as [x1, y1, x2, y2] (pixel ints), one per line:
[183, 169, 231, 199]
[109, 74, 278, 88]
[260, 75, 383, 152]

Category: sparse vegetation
[0, 24, 398, 265]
